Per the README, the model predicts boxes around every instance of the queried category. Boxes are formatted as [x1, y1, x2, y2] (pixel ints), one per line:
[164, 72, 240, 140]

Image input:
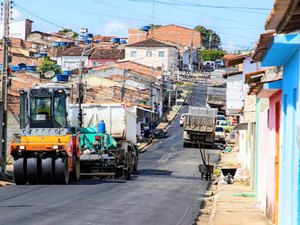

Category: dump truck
[10, 84, 81, 184]
[68, 104, 138, 179]
[183, 106, 217, 147]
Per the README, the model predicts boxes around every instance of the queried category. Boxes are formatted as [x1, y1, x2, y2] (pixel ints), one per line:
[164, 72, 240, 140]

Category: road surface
[0, 85, 220, 225]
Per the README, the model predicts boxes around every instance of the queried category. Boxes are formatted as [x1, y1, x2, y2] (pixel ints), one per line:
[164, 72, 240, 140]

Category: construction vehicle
[68, 104, 138, 179]
[10, 84, 81, 184]
[183, 106, 217, 147]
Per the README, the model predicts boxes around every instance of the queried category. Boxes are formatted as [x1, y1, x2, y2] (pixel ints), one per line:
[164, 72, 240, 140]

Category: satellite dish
[44, 71, 55, 79]
[27, 33, 43, 42]
[65, 31, 74, 38]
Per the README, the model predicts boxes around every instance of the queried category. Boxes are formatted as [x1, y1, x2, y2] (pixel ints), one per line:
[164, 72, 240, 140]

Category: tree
[58, 28, 78, 38]
[200, 49, 226, 62]
[194, 25, 221, 50]
[37, 58, 61, 76]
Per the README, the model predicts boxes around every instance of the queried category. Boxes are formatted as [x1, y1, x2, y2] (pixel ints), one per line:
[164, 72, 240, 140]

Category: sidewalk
[197, 150, 270, 225]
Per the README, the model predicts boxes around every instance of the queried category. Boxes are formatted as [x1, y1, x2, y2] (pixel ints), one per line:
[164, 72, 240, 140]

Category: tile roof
[90, 48, 125, 59]
[93, 35, 116, 42]
[61, 46, 94, 56]
[126, 38, 176, 48]
[8, 72, 46, 98]
[93, 60, 162, 79]
[83, 86, 149, 104]
[224, 54, 247, 67]
[252, 32, 274, 63]
[0, 50, 40, 66]
[265, 0, 300, 33]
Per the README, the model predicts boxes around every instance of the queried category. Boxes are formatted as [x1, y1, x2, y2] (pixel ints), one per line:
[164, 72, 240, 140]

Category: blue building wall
[279, 49, 300, 225]
[262, 33, 300, 225]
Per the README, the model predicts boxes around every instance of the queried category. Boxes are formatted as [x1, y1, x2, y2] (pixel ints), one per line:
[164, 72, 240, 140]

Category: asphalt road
[0, 85, 220, 225]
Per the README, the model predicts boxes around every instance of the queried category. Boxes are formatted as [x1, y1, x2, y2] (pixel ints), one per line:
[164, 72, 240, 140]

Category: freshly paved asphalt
[0, 85, 220, 225]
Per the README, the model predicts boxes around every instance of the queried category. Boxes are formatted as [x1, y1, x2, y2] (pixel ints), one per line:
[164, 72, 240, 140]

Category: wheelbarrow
[198, 142, 214, 181]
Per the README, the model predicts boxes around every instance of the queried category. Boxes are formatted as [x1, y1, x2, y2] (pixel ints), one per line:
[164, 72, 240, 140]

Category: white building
[125, 38, 178, 71]
[225, 71, 244, 115]
[55, 46, 91, 70]
[0, 19, 33, 40]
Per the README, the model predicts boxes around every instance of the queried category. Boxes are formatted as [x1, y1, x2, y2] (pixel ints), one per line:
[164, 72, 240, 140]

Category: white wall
[226, 74, 244, 113]
[125, 46, 178, 70]
[59, 56, 89, 70]
[0, 19, 32, 40]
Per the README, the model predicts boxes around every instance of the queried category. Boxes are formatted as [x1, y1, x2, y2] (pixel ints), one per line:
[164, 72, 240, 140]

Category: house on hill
[125, 38, 178, 71]
[128, 24, 201, 71]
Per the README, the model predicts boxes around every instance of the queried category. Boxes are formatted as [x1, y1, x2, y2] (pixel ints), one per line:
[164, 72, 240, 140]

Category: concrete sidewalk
[197, 151, 270, 225]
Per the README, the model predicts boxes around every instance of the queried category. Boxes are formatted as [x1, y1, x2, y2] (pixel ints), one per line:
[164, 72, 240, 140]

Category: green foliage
[58, 28, 78, 38]
[37, 58, 61, 76]
[194, 25, 221, 49]
[200, 49, 226, 61]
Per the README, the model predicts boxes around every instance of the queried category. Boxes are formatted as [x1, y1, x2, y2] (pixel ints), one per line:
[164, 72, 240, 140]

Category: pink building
[258, 83, 281, 224]
[246, 64, 282, 224]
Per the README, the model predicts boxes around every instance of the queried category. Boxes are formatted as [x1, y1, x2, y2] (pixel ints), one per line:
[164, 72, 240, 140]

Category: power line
[14, 3, 65, 29]
[122, 0, 271, 11]
[121, 0, 262, 28]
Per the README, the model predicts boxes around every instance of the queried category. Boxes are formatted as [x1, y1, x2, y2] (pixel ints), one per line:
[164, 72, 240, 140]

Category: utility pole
[0, 0, 10, 174]
[121, 69, 127, 102]
[77, 45, 94, 128]
[168, 68, 173, 109]
[77, 59, 84, 128]
[149, 68, 154, 108]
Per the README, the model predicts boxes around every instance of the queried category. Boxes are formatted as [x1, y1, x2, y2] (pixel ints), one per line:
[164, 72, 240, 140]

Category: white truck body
[69, 104, 137, 145]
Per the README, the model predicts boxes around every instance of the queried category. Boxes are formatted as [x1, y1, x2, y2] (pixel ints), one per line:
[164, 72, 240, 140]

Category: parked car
[215, 59, 225, 68]
[180, 113, 186, 127]
[219, 120, 234, 133]
[215, 126, 226, 144]
[216, 115, 226, 125]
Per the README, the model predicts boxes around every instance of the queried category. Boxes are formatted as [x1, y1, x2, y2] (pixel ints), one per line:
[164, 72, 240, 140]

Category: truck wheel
[183, 142, 189, 148]
[54, 156, 69, 184]
[27, 156, 41, 184]
[70, 155, 80, 182]
[13, 157, 27, 185]
[41, 156, 54, 184]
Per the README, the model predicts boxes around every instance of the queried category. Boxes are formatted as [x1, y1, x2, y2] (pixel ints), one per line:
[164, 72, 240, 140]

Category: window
[159, 51, 165, 57]
[54, 94, 67, 127]
[146, 51, 152, 57]
[20, 93, 28, 129]
[30, 97, 51, 121]
[131, 51, 137, 57]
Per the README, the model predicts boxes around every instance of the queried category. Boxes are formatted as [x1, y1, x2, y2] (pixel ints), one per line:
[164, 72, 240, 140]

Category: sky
[11, 0, 274, 52]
